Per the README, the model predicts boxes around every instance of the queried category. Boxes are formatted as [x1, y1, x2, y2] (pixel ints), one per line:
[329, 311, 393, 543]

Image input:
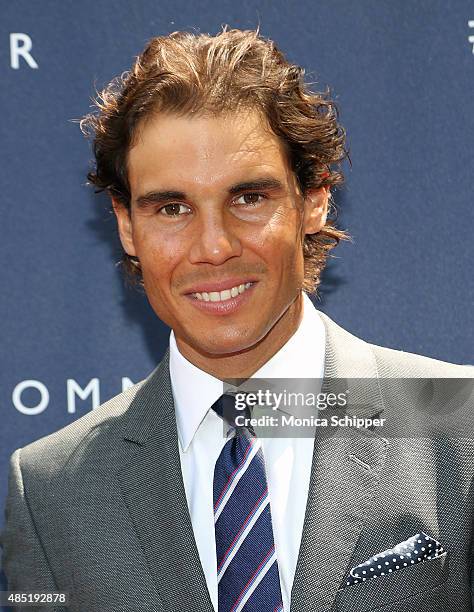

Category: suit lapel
[117, 353, 214, 612]
[290, 312, 388, 612]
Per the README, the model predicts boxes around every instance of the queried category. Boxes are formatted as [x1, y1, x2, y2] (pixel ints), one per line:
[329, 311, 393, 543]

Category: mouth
[184, 280, 258, 315]
[191, 282, 254, 303]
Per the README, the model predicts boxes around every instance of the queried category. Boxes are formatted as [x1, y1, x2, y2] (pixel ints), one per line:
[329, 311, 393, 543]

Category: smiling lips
[192, 282, 253, 302]
[185, 280, 256, 315]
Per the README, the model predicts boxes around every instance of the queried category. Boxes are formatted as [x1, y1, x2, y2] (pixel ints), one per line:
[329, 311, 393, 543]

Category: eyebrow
[228, 178, 284, 195]
[135, 190, 186, 208]
[134, 177, 285, 208]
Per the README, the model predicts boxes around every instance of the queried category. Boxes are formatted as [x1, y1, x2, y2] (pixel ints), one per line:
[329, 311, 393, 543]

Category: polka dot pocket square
[345, 532, 445, 587]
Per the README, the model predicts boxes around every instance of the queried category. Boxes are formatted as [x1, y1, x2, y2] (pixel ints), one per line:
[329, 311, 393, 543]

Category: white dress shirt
[169, 291, 326, 612]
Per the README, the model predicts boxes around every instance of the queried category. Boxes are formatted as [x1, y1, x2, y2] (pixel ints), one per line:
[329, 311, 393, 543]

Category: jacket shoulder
[16, 378, 148, 480]
[369, 342, 473, 378]
[317, 309, 472, 378]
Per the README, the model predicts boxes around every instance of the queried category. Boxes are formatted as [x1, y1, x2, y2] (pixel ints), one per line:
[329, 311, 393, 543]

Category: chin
[193, 329, 260, 357]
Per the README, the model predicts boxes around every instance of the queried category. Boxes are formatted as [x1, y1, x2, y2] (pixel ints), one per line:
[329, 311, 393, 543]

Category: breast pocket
[335, 552, 449, 611]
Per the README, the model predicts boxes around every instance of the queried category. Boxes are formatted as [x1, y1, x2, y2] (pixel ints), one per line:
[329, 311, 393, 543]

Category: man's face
[114, 109, 327, 360]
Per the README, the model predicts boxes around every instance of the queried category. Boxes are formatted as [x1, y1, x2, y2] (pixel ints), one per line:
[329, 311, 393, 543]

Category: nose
[188, 209, 242, 265]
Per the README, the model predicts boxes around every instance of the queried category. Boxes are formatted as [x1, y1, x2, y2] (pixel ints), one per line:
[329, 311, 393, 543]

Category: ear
[302, 186, 329, 235]
[111, 198, 137, 256]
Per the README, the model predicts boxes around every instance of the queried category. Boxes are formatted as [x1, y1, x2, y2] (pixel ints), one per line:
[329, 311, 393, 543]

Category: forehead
[127, 109, 293, 195]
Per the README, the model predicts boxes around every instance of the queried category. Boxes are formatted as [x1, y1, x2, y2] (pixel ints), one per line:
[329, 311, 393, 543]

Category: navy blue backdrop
[1, 0, 473, 601]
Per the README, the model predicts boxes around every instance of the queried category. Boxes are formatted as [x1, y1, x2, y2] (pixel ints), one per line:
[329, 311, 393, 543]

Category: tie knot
[211, 393, 254, 436]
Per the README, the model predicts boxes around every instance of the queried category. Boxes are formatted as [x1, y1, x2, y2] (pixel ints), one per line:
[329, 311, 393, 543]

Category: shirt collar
[169, 291, 326, 451]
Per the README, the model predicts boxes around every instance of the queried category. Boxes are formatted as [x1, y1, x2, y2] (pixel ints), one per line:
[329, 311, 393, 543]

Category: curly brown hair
[81, 27, 349, 294]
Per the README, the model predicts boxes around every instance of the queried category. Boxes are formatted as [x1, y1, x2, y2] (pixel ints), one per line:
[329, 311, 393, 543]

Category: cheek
[134, 231, 184, 288]
[257, 211, 303, 266]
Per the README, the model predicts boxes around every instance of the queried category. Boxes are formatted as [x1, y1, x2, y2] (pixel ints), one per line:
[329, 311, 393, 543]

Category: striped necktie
[212, 393, 283, 612]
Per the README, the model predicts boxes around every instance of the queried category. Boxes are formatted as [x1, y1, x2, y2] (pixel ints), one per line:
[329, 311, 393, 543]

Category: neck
[176, 293, 304, 380]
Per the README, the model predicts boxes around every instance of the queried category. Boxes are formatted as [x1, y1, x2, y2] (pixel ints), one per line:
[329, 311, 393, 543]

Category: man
[1, 28, 473, 612]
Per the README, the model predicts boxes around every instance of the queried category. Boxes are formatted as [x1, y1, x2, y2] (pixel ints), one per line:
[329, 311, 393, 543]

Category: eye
[158, 203, 191, 216]
[233, 193, 266, 207]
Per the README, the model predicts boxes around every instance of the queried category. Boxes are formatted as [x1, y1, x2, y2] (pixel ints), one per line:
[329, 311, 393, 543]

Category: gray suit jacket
[1, 311, 473, 612]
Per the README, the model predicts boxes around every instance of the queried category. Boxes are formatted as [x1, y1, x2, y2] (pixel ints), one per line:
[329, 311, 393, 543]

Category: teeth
[193, 283, 253, 302]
